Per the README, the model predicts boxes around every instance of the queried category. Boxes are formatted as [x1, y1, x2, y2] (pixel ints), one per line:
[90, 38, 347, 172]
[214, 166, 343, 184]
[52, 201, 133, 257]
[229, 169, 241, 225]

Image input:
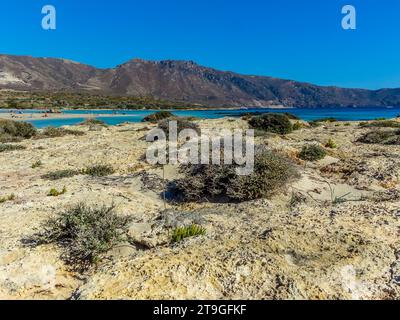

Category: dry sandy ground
[0, 118, 399, 300]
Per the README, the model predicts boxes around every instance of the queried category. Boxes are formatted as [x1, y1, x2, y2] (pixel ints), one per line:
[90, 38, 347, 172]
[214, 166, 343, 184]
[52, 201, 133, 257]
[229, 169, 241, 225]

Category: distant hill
[1, 54, 399, 108]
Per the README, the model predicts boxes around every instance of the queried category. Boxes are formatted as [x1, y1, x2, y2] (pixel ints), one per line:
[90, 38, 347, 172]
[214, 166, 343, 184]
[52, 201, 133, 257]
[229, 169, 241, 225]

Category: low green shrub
[360, 120, 400, 128]
[0, 194, 15, 203]
[31, 160, 43, 168]
[325, 138, 337, 149]
[83, 164, 115, 177]
[292, 121, 303, 130]
[298, 144, 327, 161]
[157, 118, 200, 137]
[248, 113, 293, 134]
[173, 148, 299, 202]
[0, 143, 26, 153]
[42, 169, 80, 180]
[0, 120, 37, 139]
[171, 224, 206, 243]
[142, 111, 174, 123]
[48, 186, 67, 197]
[27, 203, 132, 269]
[357, 130, 400, 145]
[79, 118, 107, 127]
[40, 127, 85, 138]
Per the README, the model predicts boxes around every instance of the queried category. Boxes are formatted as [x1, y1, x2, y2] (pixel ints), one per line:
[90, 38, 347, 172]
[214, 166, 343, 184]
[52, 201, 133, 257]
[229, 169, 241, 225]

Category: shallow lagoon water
[2, 107, 400, 128]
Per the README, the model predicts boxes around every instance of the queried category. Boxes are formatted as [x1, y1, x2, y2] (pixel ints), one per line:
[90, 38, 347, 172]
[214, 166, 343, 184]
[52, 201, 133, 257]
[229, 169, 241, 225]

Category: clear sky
[0, 0, 399, 89]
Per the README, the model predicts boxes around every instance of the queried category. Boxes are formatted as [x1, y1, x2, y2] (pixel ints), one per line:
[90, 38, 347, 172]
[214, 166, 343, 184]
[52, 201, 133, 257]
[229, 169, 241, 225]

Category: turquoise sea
[1, 107, 400, 128]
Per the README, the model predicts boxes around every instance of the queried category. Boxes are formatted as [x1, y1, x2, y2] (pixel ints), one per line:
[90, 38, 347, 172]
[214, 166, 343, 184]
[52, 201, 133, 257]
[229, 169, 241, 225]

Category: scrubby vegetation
[38, 127, 85, 138]
[31, 160, 43, 168]
[357, 130, 400, 145]
[325, 138, 337, 149]
[359, 120, 400, 128]
[248, 113, 293, 135]
[83, 164, 115, 177]
[47, 186, 67, 197]
[0, 119, 37, 142]
[79, 118, 107, 127]
[27, 203, 132, 269]
[42, 169, 80, 181]
[0, 143, 26, 153]
[173, 148, 299, 202]
[298, 144, 327, 161]
[158, 118, 200, 137]
[142, 111, 174, 123]
[0, 194, 15, 204]
[171, 224, 206, 243]
[292, 121, 303, 130]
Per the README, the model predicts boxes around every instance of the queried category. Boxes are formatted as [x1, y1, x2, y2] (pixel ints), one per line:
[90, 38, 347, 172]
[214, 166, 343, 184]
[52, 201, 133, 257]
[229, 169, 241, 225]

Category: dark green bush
[357, 130, 400, 145]
[298, 144, 327, 161]
[27, 203, 132, 269]
[248, 114, 293, 134]
[142, 111, 174, 123]
[0, 144, 26, 153]
[42, 169, 80, 180]
[79, 118, 107, 127]
[173, 149, 299, 202]
[0, 120, 37, 139]
[83, 164, 115, 177]
[158, 118, 200, 138]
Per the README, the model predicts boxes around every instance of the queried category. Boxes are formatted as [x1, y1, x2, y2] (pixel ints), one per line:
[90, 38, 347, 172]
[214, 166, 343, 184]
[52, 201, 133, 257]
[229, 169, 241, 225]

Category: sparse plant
[47, 186, 67, 197]
[42, 169, 80, 180]
[325, 138, 337, 149]
[359, 120, 400, 128]
[157, 118, 200, 137]
[83, 164, 115, 177]
[142, 111, 174, 123]
[26, 203, 132, 269]
[0, 144, 26, 153]
[79, 118, 107, 127]
[0, 193, 15, 203]
[39, 127, 85, 138]
[248, 113, 293, 135]
[0, 120, 37, 139]
[357, 130, 400, 145]
[31, 160, 43, 169]
[292, 121, 303, 131]
[171, 224, 206, 243]
[298, 144, 327, 161]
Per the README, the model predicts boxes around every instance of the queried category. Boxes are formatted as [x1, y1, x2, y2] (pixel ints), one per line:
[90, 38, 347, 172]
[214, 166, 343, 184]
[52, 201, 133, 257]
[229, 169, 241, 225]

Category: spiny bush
[298, 144, 327, 161]
[171, 224, 206, 243]
[0, 144, 26, 153]
[0, 194, 15, 204]
[142, 111, 174, 123]
[48, 186, 67, 197]
[360, 120, 400, 128]
[79, 118, 107, 127]
[158, 118, 200, 138]
[83, 164, 115, 177]
[248, 113, 293, 134]
[0, 120, 37, 139]
[325, 138, 337, 149]
[27, 203, 132, 269]
[173, 148, 299, 202]
[42, 169, 80, 181]
[39, 127, 85, 138]
[357, 130, 400, 145]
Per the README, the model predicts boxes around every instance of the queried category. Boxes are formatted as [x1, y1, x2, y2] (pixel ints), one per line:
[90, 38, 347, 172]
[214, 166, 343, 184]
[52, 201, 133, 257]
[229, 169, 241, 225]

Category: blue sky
[0, 0, 399, 89]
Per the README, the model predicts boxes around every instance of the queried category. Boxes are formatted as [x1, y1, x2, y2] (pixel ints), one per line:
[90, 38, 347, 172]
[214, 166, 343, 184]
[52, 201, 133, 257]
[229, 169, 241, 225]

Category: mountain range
[1, 54, 399, 108]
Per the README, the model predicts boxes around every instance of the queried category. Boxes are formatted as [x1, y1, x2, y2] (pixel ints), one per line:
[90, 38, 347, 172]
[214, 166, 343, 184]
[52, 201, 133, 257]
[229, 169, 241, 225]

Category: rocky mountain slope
[1, 54, 400, 107]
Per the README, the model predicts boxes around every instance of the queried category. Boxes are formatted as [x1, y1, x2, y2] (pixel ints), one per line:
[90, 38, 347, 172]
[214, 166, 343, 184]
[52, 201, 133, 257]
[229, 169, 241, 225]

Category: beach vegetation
[248, 113, 293, 134]
[298, 144, 327, 161]
[171, 224, 206, 243]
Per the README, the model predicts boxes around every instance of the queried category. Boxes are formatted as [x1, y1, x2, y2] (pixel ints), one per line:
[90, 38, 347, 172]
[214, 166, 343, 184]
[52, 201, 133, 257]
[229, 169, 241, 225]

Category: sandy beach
[0, 117, 399, 299]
